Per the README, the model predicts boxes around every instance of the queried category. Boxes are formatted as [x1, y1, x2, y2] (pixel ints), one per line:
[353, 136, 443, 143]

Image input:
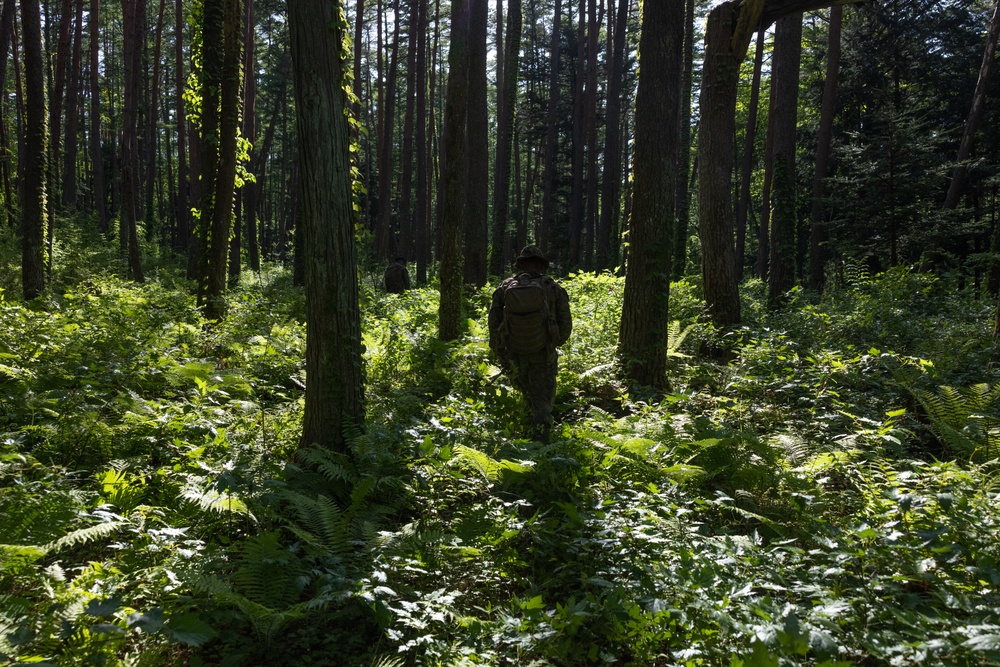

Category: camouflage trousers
[508, 348, 558, 440]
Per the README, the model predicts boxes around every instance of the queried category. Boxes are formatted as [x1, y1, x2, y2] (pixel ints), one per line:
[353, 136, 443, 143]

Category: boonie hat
[515, 245, 549, 270]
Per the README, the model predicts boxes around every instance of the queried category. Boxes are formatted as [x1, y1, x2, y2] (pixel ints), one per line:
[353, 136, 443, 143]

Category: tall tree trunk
[174, 0, 188, 248]
[397, 0, 417, 261]
[145, 0, 167, 223]
[61, 0, 83, 208]
[21, 0, 47, 299]
[765, 13, 802, 306]
[597, 0, 627, 270]
[945, 0, 1000, 210]
[540, 0, 562, 255]
[88, 0, 106, 233]
[583, 0, 599, 270]
[414, 0, 428, 282]
[809, 4, 841, 290]
[464, 0, 488, 286]
[672, 0, 695, 280]
[203, 0, 244, 319]
[121, 0, 145, 281]
[438, 0, 470, 341]
[48, 0, 73, 222]
[737, 30, 765, 278]
[697, 0, 749, 328]
[489, 0, 521, 275]
[288, 0, 365, 452]
[232, 0, 254, 278]
[568, 0, 585, 267]
[374, 0, 400, 259]
[618, 0, 683, 389]
[1, 0, 17, 228]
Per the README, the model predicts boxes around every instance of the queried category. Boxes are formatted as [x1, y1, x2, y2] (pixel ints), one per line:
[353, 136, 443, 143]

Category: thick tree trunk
[464, 0, 488, 286]
[21, 0, 47, 299]
[438, 0, 470, 341]
[765, 13, 802, 305]
[121, 0, 145, 282]
[697, 0, 747, 328]
[809, 5, 841, 290]
[288, 0, 365, 452]
[618, 0, 683, 389]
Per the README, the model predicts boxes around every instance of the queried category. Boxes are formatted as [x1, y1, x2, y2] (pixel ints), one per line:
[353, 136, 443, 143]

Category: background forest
[2, 0, 1000, 665]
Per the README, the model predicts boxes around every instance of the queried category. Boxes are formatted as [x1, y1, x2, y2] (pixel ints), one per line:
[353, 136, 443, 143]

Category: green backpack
[502, 273, 552, 355]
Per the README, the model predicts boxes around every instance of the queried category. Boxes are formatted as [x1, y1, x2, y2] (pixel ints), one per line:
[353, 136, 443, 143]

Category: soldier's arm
[553, 285, 572, 347]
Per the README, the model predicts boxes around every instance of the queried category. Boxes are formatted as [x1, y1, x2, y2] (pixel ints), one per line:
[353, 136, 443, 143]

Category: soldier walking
[488, 246, 572, 441]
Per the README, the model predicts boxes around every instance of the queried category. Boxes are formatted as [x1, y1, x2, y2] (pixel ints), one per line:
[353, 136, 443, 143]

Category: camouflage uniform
[488, 247, 572, 439]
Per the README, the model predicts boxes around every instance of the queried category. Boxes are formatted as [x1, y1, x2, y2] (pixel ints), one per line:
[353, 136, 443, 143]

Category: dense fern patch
[1, 262, 999, 666]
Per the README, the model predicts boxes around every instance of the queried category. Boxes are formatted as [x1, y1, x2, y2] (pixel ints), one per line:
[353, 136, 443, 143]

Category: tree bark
[21, 0, 47, 299]
[464, 0, 488, 286]
[288, 0, 365, 452]
[568, 0, 585, 268]
[61, 0, 84, 208]
[203, 0, 244, 319]
[597, 0, 628, 271]
[397, 0, 418, 261]
[539, 0, 562, 255]
[87, 0, 107, 234]
[809, 5, 842, 290]
[736, 30, 765, 279]
[174, 0, 189, 249]
[438, 0, 470, 341]
[489, 0, 521, 276]
[144, 0, 167, 222]
[618, 0, 683, 389]
[765, 13, 802, 305]
[672, 0, 695, 280]
[374, 0, 400, 260]
[414, 0, 429, 282]
[697, 0, 747, 328]
[945, 0, 1000, 210]
[1, 0, 18, 228]
[121, 0, 145, 282]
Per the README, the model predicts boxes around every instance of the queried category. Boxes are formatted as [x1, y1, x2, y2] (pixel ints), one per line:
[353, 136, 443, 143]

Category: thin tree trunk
[0, 0, 17, 228]
[737, 30, 765, 278]
[233, 0, 254, 277]
[204, 0, 244, 319]
[568, 0, 585, 267]
[946, 0, 1000, 209]
[397, 0, 417, 261]
[414, 0, 428, 282]
[88, 0, 106, 233]
[583, 0, 599, 270]
[62, 0, 84, 208]
[374, 0, 400, 259]
[49, 0, 73, 219]
[438, 0, 470, 341]
[174, 0, 188, 248]
[21, 0, 47, 299]
[121, 0, 145, 281]
[464, 0, 488, 286]
[597, 0, 627, 270]
[540, 0, 562, 255]
[809, 5, 841, 290]
[489, 0, 521, 275]
[144, 0, 167, 222]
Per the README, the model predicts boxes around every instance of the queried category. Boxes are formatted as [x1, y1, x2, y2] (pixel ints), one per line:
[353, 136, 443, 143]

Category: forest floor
[1, 233, 999, 666]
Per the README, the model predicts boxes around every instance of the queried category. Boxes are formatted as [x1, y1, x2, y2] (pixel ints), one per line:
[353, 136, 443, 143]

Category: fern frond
[666, 321, 694, 359]
[452, 444, 532, 485]
[294, 446, 356, 485]
[45, 520, 128, 553]
[283, 493, 352, 557]
[180, 484, 255, 519]
[370, 655, 405, 667]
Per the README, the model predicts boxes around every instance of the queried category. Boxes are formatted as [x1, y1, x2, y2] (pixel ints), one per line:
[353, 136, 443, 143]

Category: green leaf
[166, 613, 216, 646]
[85, 597, 123, 618]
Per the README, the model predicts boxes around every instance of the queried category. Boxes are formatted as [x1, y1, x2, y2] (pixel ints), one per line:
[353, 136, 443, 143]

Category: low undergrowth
[1, 258, 999, 666]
